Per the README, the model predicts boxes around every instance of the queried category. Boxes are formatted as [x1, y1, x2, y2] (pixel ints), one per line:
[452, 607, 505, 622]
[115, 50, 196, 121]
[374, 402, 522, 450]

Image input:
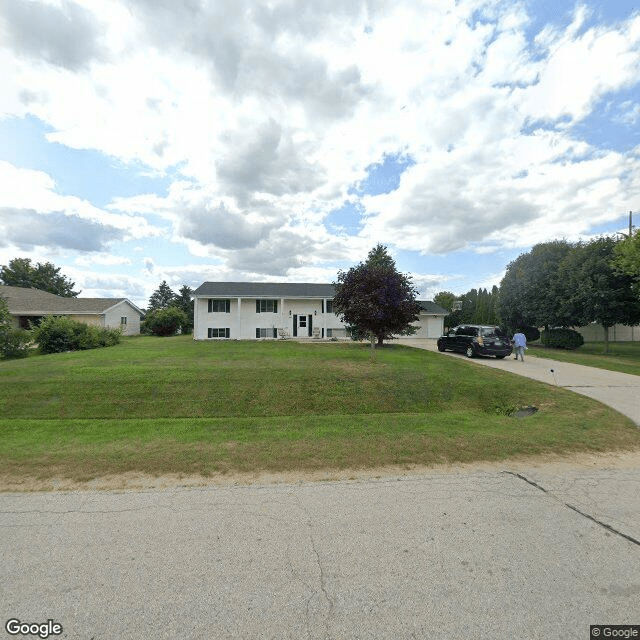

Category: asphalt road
[2, 463, 639, 640]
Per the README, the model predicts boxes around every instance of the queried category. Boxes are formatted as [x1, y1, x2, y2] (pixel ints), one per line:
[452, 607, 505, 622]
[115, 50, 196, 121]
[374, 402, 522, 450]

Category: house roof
[0, 285, 142, 316]
[193, 282, 337, 298]
[193, 282, 447, 315]
[417, 300, 449, 315]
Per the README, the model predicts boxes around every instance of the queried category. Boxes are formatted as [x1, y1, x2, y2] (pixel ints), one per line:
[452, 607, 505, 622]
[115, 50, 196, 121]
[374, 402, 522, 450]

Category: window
[256, 299, 278, 313]
[120, 317, 127, 325]
[208, 299, 230, 313]
[208, 328, 230, 338]
[256, 328, 278, 338]
[299, 315, 307, 328]
[325, 300, 333, 313]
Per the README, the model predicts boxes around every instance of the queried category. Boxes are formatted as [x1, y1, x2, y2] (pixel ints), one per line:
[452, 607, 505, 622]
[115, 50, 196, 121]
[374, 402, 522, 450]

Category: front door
[292, 314, 312, 337]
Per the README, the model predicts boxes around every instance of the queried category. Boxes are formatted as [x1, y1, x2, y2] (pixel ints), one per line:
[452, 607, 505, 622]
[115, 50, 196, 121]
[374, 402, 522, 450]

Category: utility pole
[616, 211, 634, 240]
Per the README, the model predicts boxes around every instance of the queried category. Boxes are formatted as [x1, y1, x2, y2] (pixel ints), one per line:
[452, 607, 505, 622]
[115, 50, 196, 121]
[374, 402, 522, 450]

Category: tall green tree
[433, 291, 460, 329]
[434, 288, 500, 329]
[462, 288, 478, 324]
[174, 285, 194, 333]
[433, 291, 456, 312]
[558, 236, 640, 352]
[333, 244, 421, 349]
[612, 229, 640, 293]
[0, 258, 79, 297]
[498, 240, 572, 331]
[147, 281, 177, 311]
[142, 307, 188, 337]
[490, 285, 500, 324]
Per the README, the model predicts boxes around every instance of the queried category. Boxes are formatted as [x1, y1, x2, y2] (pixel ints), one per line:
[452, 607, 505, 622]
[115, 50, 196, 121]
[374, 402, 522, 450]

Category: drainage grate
[512, 406, 538, 418]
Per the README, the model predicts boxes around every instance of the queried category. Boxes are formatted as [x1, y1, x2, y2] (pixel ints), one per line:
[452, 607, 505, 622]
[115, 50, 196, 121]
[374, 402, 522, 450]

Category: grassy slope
[527, 341, 640, 376]
[1, 336, 638, 480]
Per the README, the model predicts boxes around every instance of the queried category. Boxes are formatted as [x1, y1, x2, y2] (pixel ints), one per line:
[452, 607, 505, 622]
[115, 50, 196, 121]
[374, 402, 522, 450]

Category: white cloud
[0, 162, 163, 248]
[1, 0, 639, 289]
[520, 12, 640, 124]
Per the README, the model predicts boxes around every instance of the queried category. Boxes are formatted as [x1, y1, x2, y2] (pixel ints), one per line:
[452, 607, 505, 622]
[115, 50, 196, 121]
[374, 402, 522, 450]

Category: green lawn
[1, 336, 638, 482]
[528, 341, 640, 376]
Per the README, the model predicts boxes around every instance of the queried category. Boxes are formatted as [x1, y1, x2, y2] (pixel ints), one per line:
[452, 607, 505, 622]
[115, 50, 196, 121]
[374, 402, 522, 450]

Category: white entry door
[292, 314, 312, 337]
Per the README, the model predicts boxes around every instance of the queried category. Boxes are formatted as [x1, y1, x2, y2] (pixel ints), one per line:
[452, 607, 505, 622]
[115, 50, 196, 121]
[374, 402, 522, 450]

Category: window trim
[256, 328, 278, 338]
[208, 299, 231, 313]
[208, 328, 230, 338]
[256, 299, 278, 313]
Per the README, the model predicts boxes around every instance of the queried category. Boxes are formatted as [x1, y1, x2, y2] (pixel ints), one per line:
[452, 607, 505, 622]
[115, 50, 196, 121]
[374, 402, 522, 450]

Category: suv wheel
[437, 343, 446, 352]
[465, 345, 475, 358]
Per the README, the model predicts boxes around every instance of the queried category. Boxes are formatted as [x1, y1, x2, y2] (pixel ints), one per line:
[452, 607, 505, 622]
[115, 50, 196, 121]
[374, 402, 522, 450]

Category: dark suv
[437, 325, 512, 359]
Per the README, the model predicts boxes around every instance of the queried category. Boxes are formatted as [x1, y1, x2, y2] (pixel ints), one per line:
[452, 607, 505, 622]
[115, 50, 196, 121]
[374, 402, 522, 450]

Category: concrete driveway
[396, 339, 640, 426]
[2, 460, 639, 640]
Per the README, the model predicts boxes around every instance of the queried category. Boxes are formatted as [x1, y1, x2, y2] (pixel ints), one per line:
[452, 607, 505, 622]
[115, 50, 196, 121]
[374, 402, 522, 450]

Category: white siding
[401, 314, 444, 339]
[425, 316, 444, 338]
[194, 296, 346, 340]
[103, 301, 141, 336]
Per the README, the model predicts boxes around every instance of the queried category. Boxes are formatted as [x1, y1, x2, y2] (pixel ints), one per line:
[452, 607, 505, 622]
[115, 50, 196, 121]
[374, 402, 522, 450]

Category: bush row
[540, 327, 584, 350]
[32, 316, 122, 354]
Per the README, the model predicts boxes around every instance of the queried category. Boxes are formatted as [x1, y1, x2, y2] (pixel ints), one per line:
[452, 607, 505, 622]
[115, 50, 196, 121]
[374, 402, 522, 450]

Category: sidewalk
[396, 339, 640, 426]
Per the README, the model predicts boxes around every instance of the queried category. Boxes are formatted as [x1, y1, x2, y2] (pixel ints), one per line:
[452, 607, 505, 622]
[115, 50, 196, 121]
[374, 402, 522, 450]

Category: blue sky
[0, 0, 638, 308]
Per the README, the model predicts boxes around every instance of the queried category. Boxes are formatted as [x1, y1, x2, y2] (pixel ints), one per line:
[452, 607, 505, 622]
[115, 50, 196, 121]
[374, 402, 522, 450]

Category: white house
[0, 285, 143, 336]
[192, 282, 447, 340]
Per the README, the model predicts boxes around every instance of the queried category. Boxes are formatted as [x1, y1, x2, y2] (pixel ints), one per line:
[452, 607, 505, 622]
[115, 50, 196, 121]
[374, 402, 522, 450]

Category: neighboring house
[192, 282, 447, 340]
[0, 285, 143, 336]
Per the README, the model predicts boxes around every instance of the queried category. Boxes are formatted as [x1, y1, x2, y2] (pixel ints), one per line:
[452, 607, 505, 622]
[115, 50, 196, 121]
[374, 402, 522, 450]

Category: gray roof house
[0, 285, 143, 336]
[192, 281, 448, 340]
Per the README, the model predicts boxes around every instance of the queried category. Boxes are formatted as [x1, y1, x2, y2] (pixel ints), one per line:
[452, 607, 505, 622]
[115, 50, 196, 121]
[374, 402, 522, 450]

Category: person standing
[512, 331, 527, 361]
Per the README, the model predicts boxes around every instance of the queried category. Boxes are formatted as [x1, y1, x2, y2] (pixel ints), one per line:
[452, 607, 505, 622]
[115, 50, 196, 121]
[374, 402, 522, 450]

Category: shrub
[100, 327, 123, 347]
[519, 325, 541, 342]
[0, 296, 34, 359]
[346, 325, 369, 341]
[33, 316, 75, 353]
[540, 328, 584, 350]
[142, 307, 188, 336]
[33, 316, 121, 354]
[0, 328, 32, 359]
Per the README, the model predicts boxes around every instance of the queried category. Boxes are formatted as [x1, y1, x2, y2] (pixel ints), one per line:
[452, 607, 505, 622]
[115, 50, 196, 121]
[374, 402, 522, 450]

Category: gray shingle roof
[193, 282, 337, 298]
[417, 300, 448, 315]
[0, 285, 140, 315]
